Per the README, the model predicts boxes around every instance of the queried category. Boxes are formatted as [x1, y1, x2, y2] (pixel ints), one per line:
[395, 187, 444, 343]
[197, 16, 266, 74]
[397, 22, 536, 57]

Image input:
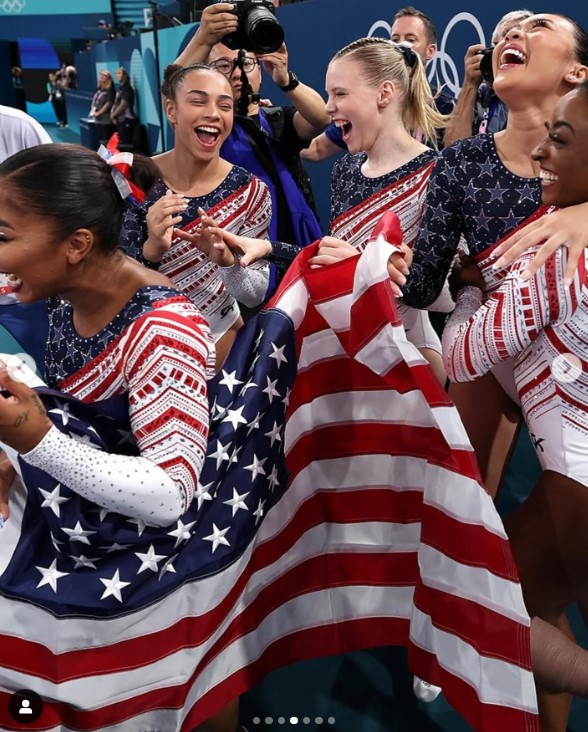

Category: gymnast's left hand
[309, 236, 359, 268]
[0, 364, 52, 454]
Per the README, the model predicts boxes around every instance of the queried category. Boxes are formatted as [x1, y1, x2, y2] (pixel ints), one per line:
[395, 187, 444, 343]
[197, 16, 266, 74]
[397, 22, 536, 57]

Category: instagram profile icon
[8, 688, 43, 723]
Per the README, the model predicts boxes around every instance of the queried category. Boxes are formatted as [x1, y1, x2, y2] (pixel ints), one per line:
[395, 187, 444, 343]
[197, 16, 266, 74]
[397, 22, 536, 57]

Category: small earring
[85, 234, 91, 244]
[568, 73, 577, 81]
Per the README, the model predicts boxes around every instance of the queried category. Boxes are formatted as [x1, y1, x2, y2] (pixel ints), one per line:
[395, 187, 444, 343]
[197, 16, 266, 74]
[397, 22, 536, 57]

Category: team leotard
[27, 287, 216, 522]
[121, 166, 272, 341]
[330, 149, 441, 352]
[443, 229, 588, 487]
[402, 134, 544, 308]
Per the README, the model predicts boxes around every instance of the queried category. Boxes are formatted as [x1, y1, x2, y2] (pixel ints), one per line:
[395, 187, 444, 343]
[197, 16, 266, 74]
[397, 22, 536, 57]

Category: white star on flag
[195, 481, 215, 509]
[126, 518, 151, 536]
[253, 328, 265, 349]
[211, 397, 228, 420]
[253, 498, 266, 525]
[264, 421, 282, 447]
[223, 488, 250, 517]
[167, 519, 196, 548]
[269, 342, 288, 367]
[158, 553, 178, 581]
[218, 369, 243, 393]
[268, 465, 280, 492]
[262, 376, 280, 404]
[38, 484, 70, 517]
[105, 542, 131, 553]
[247, 411, 263, 435]
[222, 405, 248, 430]
[135, 545, 167, 574]
[70, 554, 99, 570]
[203, 523, 231, 553]
[36, 559, 69, 592]
[49, 401, 71, 426]
[63, 521, 97, 545]
[50, 533, 65, 553]
[283, 387, 291, 407]
[99, 569, 131, 602]
[229, 444, 241, 465]
[244, 454, 267, 482]
[208, 439, 232, 470]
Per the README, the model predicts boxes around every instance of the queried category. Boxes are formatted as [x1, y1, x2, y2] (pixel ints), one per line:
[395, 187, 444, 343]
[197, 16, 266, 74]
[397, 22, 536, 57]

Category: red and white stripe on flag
[0, 222, 538, 732]
[268, 225, 539, 732]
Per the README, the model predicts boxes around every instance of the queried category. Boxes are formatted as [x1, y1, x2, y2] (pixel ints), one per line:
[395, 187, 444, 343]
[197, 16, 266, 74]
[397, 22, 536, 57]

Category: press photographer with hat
[175, 1, 329, 273]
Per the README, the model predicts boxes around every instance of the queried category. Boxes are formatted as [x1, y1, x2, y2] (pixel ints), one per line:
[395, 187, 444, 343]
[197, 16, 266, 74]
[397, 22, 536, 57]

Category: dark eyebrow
[185, 89, 234, 103]
[553, 120, 575, 135]
[521, 15, 554, 30]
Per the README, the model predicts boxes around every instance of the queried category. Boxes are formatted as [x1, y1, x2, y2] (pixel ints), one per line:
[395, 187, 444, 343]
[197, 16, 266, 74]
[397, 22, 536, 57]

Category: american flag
[0, 221, 538, 730]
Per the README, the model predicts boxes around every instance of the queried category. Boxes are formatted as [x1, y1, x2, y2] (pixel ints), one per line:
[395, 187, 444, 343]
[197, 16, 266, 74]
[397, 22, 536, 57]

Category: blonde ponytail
[330, 37, 451, 147]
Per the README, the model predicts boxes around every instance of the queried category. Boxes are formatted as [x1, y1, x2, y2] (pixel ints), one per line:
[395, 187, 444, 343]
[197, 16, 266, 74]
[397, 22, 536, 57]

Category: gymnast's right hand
[386, 245, 412, 297]
[143, 189, 188, 263]
[308, 236, 359, 267]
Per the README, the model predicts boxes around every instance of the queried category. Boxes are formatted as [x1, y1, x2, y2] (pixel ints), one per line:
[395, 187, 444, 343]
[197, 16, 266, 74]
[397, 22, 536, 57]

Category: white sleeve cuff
[219, 259, 270, 308]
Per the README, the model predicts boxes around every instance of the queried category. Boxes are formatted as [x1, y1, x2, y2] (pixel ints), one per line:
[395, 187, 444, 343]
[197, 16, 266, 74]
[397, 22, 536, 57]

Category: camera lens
[479, 48, 494, 85]
[245, 7, 284, 54]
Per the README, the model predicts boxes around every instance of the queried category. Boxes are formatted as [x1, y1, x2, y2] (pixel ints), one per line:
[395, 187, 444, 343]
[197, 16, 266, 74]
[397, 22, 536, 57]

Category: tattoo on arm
[13, 411, 29, 428]
[30, 394, 45, 417]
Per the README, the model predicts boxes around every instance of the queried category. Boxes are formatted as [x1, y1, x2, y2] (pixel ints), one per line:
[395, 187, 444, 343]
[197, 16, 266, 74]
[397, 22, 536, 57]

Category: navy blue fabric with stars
[402, 133, 542, 308]
[44, 286, 182, 387]
[329, 150, 437, 226]
[1, 307, 296, 616]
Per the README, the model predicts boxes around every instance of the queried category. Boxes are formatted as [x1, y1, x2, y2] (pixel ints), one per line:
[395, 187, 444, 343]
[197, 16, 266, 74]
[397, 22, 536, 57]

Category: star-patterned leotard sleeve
[401, 134, 543, 308]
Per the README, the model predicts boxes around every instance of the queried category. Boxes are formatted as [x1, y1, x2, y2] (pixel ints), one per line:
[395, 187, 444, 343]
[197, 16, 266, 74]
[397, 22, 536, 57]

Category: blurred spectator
[11, 66, 26, 112]
[11, 66, 23, 89]
[89, 69, 116, 143]
[443, 9, 533, 145]
[47, 72, 67, 127]
[64, 65, 78, 90]
[110, 68, 138, 147]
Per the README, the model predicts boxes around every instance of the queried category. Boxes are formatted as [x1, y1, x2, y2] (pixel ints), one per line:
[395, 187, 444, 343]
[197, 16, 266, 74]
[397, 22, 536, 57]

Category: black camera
[477, 47, 495, 85]
[218, 0, 284, 54]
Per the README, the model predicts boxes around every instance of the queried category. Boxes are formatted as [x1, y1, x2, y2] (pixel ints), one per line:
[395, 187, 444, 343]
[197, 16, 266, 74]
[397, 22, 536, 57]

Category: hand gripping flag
[0, 213, 538, 731]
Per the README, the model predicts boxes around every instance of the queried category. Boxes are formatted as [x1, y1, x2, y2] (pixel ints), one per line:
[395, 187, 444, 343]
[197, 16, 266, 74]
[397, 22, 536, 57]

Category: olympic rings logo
[367, 12, 487, 96]
[429, 12, 486, 97]
[0, 0, 26, 13]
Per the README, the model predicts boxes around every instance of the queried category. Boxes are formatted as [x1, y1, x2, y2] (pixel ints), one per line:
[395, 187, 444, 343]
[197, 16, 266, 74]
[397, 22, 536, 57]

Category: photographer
[443, 9, 533, 145]
[174, 1, 329, 260]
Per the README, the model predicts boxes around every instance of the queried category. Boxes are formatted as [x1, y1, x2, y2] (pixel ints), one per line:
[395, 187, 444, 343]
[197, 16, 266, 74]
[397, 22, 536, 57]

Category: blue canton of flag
[0, 309, 296, 617]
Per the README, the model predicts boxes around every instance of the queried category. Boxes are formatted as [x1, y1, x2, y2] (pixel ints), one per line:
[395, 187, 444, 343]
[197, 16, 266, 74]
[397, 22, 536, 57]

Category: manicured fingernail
[493, 259, 504, 269]
[520, 270, 531, 281]
[564, 277, 572, 289]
